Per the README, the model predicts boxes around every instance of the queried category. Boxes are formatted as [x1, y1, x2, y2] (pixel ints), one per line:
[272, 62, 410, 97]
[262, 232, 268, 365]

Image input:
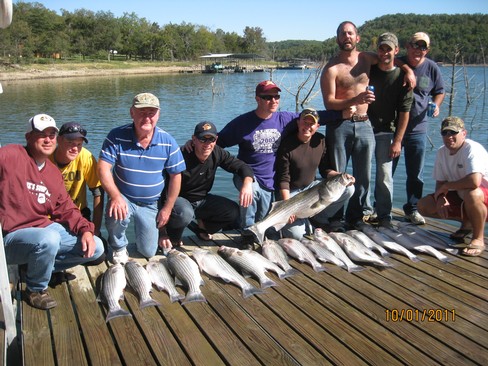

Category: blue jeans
[281, 180, 354, 240]
[392, 133, 426, 215]
[105, 195, 159, 258]
[233, 174, 273, 229]
[374, 133, 394, 221]
[166, 195, 240, 242]
[4, 223, 104, 292]
[326, 119, 375, 223]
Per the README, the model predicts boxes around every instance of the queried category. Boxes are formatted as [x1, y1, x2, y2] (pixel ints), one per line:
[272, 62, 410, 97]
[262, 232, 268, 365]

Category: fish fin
[139, 297, 161, 309]
[242, 286, 264, 298]
[181, 291, 207, 305]
[313, 264, 328, 272]
[260, 277, 277, 289]
[106, 308, 132, 322]
[347, 265, 365, 273]
[310, 200, 323, 210]
[169, 292, 185, 303]
[283, 268, 300, 278]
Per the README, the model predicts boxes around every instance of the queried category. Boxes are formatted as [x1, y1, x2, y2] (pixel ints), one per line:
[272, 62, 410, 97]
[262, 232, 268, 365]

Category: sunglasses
[441, 130, 459, 137]
[34, 131, 57, 140]
[59, 125, 87, 137]
[259, 94, 281, 101]
[198, 136, 216, 143]
[410, 42, 428, 51]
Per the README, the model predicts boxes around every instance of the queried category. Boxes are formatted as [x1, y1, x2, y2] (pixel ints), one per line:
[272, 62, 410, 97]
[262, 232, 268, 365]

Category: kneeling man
[418, 116, 488, 256]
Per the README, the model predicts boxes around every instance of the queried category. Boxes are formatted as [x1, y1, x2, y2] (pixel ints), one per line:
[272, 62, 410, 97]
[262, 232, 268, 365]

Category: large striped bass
[167, 249, 207, 305]
[146, 258, 185, 303]
[248, 173, 354, 244]
[218, 246, 277, 289]
[125, 261, 161, 309]
[97, 263, 132, 322]
[261, 239, 300, 277]
[192, 247, 263, 298]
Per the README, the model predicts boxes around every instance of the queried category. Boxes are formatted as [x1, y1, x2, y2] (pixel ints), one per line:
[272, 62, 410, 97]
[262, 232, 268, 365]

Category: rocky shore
[0, 64, 197, 82]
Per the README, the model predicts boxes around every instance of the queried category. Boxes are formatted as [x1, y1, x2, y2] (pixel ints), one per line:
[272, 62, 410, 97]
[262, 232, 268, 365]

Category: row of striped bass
[97, 263, 132, 322]
[396, 222, 459, 254]
[125, 261, 162, 309]
[299, 238, 346, 269]
[146, 258, 185, 303]
[248, 173, 354, 244]
[360, 224, 421, 262]
[167, 249, 207, 305]
[192, 247, 263, 298]
[329, 232, 392, 268]
[261, 239, 300, 277]
[277, 238, 327, 272]
[218, 246, 278, 289]
[313, 228, 365, 272]
[378, 226, 454, 263]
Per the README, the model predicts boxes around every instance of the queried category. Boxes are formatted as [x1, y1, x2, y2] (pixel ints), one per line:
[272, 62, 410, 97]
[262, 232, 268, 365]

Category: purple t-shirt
[217, 110, 298, 190]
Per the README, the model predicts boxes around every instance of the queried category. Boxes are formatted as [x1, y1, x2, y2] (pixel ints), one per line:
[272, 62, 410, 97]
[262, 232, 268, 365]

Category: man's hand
[81, 232, 97, 258]
[157, 206, 171, 229]
[158, 227, 173, 251]
[182, 139, 194, 153]
[108, 196, 128, 221]
[239, 178, 253, 207]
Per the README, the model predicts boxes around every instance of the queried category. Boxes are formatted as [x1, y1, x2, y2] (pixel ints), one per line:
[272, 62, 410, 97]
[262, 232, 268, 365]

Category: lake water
[1, 67, 487, 238]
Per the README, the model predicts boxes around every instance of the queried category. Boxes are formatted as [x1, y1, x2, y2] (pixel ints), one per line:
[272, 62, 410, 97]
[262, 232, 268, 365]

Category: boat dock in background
[2, 210, 487, 365]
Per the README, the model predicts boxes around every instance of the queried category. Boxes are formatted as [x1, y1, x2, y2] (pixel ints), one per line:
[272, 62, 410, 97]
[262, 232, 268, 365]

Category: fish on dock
[248, 173, 354, 244]
[261, 239, 300, 277]
[277, 238, 327, 272]
[346, 229, 390, 257]
[146, 258, 185, 303]
[360, 224, 421, 262]
[396, 222, 459, 254]
[378, 226, 454, 263]
[167, 249, 207, 305]
[218, 246, 277, 289]
[192, 247, 263, 298]
[329, 232, 392, 268]
[313, 229, 365, 272]
[300, 238, 347, 269]
[125, 261, 161, 309]
[97, 263, 132, 322]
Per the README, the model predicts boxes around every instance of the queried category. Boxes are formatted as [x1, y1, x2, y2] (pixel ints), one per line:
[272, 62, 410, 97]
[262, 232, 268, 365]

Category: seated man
[50, 122, 104, 238]
[417, 116, 488, 256]
[0, 114, 104, 310]
[275, 108, 355, 239]
[162, 121, 253, 244]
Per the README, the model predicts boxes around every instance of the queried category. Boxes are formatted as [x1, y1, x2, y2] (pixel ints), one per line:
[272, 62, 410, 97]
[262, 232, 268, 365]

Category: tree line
[0, 2, 486, 65]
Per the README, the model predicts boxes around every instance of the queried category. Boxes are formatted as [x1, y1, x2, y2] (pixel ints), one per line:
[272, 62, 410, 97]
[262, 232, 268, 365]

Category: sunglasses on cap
[259, 95, 281, 101]
[441, 130, 459, 137]
[198, 136, 216, 143]
[59, 125, 87, 137]
[410, 42, 428, 51]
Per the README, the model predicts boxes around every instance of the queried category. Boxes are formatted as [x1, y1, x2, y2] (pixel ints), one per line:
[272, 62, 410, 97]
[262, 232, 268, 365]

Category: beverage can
[427, 102, 436, 117]
[366, 85, 375, 93]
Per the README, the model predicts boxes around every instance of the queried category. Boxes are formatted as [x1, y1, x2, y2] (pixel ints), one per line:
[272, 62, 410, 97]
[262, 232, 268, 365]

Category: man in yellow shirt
[50, 122, 104, 238]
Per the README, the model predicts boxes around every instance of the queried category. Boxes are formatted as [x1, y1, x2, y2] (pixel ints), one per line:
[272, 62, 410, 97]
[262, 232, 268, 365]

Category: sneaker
[378, 219, 394, 230]
[25, 289, 57, 310]
[407, 211, 426, 225]
[240, 232, 255, 250]
[112, 248, 129, 264]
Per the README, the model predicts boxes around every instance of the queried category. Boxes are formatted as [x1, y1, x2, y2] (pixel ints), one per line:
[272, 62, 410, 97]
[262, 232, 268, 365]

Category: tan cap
[441, 116, 465, 132]
[410, 32, 430, 48]
[132, 92, 160, 109]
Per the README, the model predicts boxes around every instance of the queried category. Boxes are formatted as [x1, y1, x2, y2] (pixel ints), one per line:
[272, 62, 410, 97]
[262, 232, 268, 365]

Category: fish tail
[260, 277, 277, 289]
[347, 264, 365, 273]
[139, 297, 161, 309]
[313, 264, 327, 272]
[248, 225, 264, 244]
[410, 256, 422, 262]
[169, 292, 185, 303]
[283, 268, 300, 277]
[242, 286, 264, 298]
[181, 291, 207, 305]
[106, 308, 132, 322]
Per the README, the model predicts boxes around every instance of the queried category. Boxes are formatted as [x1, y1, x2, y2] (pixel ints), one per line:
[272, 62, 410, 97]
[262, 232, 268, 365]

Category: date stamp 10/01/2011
[385, 309, 456, 322]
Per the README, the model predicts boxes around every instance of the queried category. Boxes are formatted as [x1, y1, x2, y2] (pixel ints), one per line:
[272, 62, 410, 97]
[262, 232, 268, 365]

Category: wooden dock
[4, 210, 488, 365]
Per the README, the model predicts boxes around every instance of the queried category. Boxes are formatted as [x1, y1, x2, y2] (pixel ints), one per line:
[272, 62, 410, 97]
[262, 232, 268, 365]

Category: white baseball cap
[26, 114, 58, 133]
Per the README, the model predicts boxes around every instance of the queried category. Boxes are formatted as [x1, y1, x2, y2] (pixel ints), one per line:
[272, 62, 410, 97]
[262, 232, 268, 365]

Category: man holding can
[393, 32, 445, 225]
[368, 33, 413, 228]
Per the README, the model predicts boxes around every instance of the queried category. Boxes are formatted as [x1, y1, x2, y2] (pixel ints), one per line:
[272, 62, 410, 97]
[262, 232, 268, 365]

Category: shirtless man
[321, 21, 414, 229]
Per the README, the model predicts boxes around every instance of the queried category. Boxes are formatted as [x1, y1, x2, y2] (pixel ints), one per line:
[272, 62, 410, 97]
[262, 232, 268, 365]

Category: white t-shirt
[433, 138, 488, 190]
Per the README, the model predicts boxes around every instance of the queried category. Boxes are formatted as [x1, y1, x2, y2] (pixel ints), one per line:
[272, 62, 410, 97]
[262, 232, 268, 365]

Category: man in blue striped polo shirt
[98, 92, 186, 264]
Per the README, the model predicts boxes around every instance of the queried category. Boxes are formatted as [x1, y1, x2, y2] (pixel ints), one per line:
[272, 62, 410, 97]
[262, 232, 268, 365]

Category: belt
[351, 114, 369, 122]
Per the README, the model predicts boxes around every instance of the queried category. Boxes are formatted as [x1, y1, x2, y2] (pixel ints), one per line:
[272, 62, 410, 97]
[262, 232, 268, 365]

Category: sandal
[461, 240, 485, 257]
[188, 221, 213, 241]
[450, 228, 472, 242]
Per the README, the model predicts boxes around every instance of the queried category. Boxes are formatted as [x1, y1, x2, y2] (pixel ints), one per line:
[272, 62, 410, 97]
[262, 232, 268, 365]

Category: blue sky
[22, 0, 488, 42]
